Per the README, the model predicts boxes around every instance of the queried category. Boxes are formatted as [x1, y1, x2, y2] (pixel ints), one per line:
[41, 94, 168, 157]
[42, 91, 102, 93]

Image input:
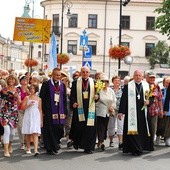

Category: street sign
[83, 46, 92, 68]
[13, 17, 51, 43]
[79, 30, 88, 52]
[83, 61, 92, 69]
[80, 30, 88, 47]
[80, 35, 88, 47]
[84, 46, 92, 58]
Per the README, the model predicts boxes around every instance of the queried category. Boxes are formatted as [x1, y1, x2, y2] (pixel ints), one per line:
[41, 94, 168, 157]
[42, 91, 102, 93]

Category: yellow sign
[13, 17, 52, 43]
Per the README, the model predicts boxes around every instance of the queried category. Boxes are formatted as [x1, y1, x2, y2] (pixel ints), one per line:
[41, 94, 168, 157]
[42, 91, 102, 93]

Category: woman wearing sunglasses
[96, 74, 116, 151]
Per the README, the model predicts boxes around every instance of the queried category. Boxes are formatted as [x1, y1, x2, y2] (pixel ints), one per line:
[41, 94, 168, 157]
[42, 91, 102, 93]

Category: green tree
[147, 41, 170, 69]
[155, 0, 170, 37]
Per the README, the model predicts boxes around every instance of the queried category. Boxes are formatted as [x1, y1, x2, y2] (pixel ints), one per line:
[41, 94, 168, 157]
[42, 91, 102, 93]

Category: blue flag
[48, 32, 57, 73]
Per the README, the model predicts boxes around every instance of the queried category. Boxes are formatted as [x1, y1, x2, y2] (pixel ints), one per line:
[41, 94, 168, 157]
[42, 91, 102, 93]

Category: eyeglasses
[82, 71, 89, 73]
[102, 80, 109, 83]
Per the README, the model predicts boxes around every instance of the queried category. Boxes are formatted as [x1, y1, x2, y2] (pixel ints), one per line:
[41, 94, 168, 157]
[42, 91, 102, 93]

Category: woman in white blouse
[96, 74, 117, 151]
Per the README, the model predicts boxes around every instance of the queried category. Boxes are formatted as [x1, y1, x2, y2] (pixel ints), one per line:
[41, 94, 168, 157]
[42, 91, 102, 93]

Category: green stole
[77, 77, 95, 126]
[128, 80, 150, 136]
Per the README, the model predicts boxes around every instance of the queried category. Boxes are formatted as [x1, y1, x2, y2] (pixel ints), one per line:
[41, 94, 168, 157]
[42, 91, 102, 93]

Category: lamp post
[108, 36, 113, 79]
[60, 0, 73, 53]
[60, 0, 73, 69]
[22, 0, 35, 73]
[124, 56, 133, 76]
[118, 0, 130, 71]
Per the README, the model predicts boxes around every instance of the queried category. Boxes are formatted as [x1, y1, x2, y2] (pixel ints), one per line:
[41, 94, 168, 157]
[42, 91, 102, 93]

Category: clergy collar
[53, 79, 60, 84]
[135, 82, 142, 85]
[82, 78, 89, 81]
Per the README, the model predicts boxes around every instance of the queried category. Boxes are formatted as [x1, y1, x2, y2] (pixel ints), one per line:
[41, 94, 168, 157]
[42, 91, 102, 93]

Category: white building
[0, 35, 29, 72]
[40, 0, 170, 78]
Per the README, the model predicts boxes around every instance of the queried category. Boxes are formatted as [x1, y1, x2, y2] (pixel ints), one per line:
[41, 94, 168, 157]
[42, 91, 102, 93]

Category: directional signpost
[80, 31, 88, 49]
[79, 30, 93, 69]
[83, 60, 92, 68]
[83, 46, 92, 69]
[84, 46, 92, 58]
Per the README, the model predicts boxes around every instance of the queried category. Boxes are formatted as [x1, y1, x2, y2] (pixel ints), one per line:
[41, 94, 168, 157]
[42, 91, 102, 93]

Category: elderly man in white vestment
[118, 69, 154, 156]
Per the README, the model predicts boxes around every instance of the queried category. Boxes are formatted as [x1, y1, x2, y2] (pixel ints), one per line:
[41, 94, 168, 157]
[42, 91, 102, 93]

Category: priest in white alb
[118, 69, 154, 156]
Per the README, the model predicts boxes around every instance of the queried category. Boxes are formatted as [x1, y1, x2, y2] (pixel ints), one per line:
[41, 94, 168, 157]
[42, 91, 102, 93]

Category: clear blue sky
[0, 0, 43, 39]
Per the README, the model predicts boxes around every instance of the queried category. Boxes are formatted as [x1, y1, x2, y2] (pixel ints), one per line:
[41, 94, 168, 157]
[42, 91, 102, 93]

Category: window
[38, 51, 41, 58]
[146, 17, 155, 30]
[122, 16, 130, 29]
[121, 42, 130, 47]
[88, 14, 97, 28]
[52, 14, 60, 35]
[88, 41, 97, 55]
[145, 43, 155, 56]
[44, 54, 48, 62]
[38, 45, 42, 49]
[67, 40, 77, 55]
[68, 14, 78, 28]
[11, 62, 13, 69]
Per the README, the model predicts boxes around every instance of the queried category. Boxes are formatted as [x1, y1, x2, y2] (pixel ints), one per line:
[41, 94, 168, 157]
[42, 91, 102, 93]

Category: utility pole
[118, 0, 131, 72]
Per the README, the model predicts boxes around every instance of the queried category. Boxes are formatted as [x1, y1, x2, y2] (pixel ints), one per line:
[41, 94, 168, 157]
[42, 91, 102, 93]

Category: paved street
[0, 136, 170, 170]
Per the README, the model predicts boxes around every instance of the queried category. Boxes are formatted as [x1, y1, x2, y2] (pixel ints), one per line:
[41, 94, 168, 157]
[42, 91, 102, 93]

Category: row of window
[67, 41, 154, 57]
[50, 13, 155, 59]
[53, 14, 155, 30]
[39, 41, 154, 58]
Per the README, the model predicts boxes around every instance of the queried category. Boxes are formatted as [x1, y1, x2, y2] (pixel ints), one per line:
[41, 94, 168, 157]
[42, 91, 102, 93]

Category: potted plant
[109, 45, 131, 60]
[24, 58, 38, 67]
[57, 53, 70, 64]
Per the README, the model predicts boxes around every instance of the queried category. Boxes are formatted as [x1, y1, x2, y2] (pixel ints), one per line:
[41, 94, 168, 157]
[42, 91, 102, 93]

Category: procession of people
[0, 67, 170, 158]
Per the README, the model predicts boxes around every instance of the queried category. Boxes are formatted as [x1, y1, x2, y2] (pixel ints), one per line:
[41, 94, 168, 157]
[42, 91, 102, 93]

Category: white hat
[31, 71, 39, 77]
[32, 75, 42, 82]
[124, 76, 130, 81]
[61, 70, 69, 77]
[100, 74, 109, 81]
[19, 75, 27, 82]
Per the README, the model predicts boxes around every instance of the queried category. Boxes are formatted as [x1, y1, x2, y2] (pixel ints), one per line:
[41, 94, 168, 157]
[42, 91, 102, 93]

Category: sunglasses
[102, 80, 109, 83]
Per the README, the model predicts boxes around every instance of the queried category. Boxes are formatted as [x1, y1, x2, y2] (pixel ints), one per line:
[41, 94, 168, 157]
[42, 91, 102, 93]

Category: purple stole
[49, 80, 66, 125]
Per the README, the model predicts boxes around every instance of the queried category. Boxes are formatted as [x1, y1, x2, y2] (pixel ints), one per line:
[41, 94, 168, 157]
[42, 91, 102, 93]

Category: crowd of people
[0, 67, 170, 158]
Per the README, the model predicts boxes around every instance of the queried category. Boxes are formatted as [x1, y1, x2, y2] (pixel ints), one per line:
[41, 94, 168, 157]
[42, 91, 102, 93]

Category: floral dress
[149, 84, 162, 116]
[0, 89, 19, 128]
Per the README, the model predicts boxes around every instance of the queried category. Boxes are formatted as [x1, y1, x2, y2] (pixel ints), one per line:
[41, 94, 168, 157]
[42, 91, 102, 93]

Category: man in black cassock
[118, 69, 154, 156]
[164, 82, 170, 113]
[69, 66, 97, 154]
[39, 68, 67, 155]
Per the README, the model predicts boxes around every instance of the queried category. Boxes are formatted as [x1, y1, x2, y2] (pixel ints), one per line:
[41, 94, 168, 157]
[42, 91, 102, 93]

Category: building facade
[0, 35, 29, 72]
[40, 0, 169, 77]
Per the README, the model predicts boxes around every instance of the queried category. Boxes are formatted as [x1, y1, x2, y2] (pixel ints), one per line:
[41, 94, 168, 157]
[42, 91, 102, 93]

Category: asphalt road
[0, 137, 170, 170]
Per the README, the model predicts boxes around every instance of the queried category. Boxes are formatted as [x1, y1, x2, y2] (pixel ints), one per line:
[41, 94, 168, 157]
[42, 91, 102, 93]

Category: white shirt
[96, 87, 117, 117]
